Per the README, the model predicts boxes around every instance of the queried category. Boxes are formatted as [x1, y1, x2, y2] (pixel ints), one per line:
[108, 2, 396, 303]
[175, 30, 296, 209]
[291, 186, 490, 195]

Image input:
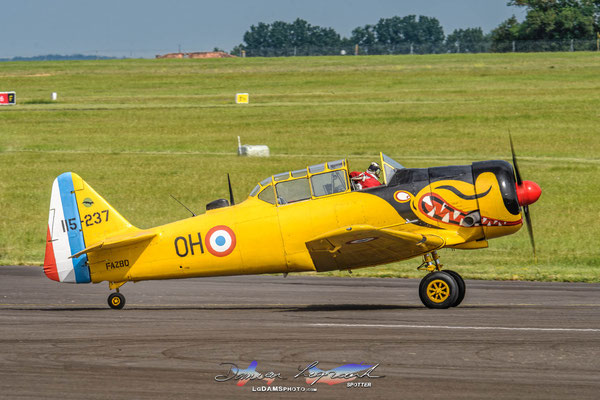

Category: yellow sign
[236, 93, 249, 104]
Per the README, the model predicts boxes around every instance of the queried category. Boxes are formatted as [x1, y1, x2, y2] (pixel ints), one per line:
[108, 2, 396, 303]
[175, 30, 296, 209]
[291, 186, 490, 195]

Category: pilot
[351, 162, 382, 190]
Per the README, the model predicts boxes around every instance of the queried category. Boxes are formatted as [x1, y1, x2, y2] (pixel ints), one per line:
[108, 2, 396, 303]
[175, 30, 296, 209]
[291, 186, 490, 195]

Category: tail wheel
[444, 270, 466, 307]
[108, 292, 126, 310]
[419, 271, 459, 309]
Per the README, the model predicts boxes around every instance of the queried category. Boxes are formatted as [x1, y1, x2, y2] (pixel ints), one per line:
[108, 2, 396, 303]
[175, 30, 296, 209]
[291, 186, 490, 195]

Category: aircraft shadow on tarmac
[3, 303, 424, 312]
[1, 302, 538, 312]
[281, 304, 422, 312]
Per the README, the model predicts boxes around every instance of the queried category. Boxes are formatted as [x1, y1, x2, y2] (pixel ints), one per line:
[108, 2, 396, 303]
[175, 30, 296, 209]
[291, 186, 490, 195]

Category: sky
[2, 0, 525, 58]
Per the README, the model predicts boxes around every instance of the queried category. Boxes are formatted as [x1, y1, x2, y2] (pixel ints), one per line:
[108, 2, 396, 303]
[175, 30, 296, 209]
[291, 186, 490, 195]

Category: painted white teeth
[487, 222, 492, 226]
[424, 196, 432, 207]
[482, 217, 488, 223]
[453, 210, 460, 219]
[442, 214, 450, 223]
[441, 203, 447, 212]
[428, 209, 436, 217]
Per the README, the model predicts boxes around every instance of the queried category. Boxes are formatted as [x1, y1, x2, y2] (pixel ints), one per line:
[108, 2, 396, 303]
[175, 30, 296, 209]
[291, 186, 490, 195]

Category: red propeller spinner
[516, 180, 542, 206]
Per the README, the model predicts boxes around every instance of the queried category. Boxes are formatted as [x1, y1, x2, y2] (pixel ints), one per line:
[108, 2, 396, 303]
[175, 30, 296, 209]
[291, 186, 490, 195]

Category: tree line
[0, 54, 118, 62]
[232, 1, 600, 56]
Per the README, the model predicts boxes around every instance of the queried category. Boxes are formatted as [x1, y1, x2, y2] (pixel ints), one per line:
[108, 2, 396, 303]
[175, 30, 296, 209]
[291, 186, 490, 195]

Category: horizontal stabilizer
[70, 230, 157, 259]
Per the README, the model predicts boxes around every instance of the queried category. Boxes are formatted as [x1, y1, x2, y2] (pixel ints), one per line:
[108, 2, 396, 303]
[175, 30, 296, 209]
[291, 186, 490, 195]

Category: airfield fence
[2, 39, 599, 61]
[239, 39, 600, 57]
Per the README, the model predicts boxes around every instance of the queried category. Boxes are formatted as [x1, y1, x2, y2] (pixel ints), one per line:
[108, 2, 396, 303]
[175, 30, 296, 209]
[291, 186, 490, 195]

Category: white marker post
[237, 136, 269, 157]
[51, 92, 58, 101]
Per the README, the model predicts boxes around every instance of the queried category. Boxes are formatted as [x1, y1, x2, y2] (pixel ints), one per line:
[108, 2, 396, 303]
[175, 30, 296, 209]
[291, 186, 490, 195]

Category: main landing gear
[107, 282, 126, 310]
[418, 251, 465, 309]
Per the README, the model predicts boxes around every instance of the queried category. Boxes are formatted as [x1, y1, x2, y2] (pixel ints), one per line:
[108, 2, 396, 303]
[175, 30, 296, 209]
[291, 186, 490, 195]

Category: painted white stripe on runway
[310, 323, 600, 332]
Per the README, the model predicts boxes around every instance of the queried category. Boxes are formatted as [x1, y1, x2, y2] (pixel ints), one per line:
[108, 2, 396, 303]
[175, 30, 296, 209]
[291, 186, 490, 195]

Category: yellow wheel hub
[111, 297, 121, 306]
[426, 279, 450, 303]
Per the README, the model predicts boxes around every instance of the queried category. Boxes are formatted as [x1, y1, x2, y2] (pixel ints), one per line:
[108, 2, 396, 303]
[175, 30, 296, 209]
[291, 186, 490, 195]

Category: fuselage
[85, 159, 524, 285]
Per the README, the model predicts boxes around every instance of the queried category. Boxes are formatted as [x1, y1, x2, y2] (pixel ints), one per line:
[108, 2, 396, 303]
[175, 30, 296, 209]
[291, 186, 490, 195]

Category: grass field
[1, 52, 599, 282]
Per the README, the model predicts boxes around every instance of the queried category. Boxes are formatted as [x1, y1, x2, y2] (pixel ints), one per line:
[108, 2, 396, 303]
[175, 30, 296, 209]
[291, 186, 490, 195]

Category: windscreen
[380, 152, 405, 185]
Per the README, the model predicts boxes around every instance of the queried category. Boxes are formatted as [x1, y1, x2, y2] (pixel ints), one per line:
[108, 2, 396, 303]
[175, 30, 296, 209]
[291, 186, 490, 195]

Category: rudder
[44, 172, 136, 283]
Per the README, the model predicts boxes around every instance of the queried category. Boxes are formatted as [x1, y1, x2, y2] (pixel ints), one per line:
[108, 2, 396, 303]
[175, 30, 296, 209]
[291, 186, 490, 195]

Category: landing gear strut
[418, 251, 465, 309]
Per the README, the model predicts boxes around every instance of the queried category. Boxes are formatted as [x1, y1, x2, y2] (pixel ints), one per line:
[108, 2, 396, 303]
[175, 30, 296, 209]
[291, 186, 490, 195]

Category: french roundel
[205, 225, 237, 257]
[394, 190, 412, 203]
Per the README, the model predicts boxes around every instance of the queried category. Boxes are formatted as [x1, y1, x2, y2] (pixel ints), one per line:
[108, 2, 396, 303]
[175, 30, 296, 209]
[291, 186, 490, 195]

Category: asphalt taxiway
[1, 266, 599, 399]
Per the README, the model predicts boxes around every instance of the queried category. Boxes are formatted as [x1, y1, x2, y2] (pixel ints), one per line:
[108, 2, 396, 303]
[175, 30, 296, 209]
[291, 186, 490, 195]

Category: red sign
[0, 92, 16, 105]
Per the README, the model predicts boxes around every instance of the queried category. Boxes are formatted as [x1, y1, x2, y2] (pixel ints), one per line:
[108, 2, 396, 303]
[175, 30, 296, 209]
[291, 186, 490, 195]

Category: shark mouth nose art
[418, 193, 521, 227]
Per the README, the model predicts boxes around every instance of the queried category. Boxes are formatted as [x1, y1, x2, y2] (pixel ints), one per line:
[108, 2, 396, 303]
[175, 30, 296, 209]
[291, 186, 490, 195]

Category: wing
[306, 225, 444, 272]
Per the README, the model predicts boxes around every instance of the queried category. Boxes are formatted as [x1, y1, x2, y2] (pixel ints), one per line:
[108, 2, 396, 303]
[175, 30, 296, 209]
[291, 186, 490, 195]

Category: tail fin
[44, 172, 137, 283]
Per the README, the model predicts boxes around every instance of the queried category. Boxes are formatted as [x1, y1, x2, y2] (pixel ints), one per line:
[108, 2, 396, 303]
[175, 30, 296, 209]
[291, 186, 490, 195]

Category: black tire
[108, 292, 125, 310]
[444, 270, 466, 307]
[419, 271, 459, 309]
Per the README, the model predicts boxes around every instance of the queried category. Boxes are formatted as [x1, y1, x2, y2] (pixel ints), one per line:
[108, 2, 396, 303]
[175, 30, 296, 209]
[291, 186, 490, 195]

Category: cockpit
[249, 153, 404, 205]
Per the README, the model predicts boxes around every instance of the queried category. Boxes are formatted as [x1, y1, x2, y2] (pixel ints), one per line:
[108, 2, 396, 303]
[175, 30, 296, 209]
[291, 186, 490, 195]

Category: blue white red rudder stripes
[43, 172, 91, 283]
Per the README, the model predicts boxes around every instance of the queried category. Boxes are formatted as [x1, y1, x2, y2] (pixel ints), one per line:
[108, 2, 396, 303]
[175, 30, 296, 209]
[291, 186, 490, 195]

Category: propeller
[227, 173, 235, 206]
[509, 134, 541, 260]
[510, 134, 523, 186]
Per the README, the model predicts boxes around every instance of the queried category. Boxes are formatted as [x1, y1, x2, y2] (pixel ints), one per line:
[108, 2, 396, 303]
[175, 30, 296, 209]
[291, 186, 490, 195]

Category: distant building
[155, 51, 235, 59]
[186, 51, 235, 58]
[155, 53, 185, 59]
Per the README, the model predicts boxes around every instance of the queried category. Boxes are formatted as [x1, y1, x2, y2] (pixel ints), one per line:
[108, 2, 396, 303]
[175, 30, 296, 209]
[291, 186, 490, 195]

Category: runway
[1, 266, 599, 399]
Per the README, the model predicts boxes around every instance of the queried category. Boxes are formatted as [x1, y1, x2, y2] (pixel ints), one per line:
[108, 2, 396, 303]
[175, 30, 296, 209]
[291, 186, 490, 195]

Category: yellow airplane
[43, 149, 541, 310]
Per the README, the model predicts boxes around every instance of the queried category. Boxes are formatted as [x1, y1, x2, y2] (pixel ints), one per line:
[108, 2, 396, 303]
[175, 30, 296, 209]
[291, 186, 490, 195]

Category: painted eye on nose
[394, 190, 411, 203]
